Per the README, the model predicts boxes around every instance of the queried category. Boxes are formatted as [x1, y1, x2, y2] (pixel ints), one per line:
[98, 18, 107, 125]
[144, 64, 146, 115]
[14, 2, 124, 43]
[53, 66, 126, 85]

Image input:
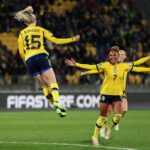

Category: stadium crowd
[0, 0, 150, 87]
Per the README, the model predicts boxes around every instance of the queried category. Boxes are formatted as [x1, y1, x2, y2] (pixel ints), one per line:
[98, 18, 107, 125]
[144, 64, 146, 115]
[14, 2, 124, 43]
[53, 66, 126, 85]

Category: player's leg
[41, 69, 67, 117]
[107, 104, 113, 116]
[33, 74, 52, 103]
[25, 56, 52, 103]
[113, 97, 128, 130]
[105, 98, 122, 139]
[121, 97, 128, 117]
[114, 97, 128, 130]
[92, 98, 109, 145]
[33, 74, 53, 103]
[42, 85, 53, 104]
[35, 54, 66, 117]
[100, 104, 113, 137]
[114, 97, 128, 131]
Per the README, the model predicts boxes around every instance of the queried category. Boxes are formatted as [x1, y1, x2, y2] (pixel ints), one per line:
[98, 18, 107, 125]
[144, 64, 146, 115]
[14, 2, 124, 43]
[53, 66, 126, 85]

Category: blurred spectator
[0, 0, 150, 86]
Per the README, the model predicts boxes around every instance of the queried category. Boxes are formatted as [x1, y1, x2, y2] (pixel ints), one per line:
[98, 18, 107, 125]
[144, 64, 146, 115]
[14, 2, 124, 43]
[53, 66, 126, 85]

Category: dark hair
[105, 46, 119, 61]
[110, 46, 119, 53]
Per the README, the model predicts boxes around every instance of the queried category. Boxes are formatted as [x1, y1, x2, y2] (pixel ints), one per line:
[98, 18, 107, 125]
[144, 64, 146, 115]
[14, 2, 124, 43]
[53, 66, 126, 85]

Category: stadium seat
[0, 33, 18, 54]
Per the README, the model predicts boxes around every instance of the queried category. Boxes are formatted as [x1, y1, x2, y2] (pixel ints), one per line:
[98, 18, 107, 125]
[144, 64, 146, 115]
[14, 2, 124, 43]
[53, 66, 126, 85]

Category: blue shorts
[25, 53, 52, 76]
[100, 94, 122, 104]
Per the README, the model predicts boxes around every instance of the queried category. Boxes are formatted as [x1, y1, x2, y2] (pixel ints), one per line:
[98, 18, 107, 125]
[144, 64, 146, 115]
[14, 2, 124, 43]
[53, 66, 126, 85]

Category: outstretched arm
[65, 58, 98, 70]
[81, 70, 102, 76]
[44, 29, 80, 44]
[133, 56, 150, 65]
[132, 67, 150, 72]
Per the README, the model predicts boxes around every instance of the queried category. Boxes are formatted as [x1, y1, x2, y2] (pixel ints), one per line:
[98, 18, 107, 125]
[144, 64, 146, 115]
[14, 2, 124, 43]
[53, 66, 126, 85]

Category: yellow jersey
[77, 56, 150, 95]
[18, 25, 77, 61]
[76, 61, 133, 95]
[97, 62, 133, 95]
[84, 65, 150, 96]
[122, 56, 150, 92]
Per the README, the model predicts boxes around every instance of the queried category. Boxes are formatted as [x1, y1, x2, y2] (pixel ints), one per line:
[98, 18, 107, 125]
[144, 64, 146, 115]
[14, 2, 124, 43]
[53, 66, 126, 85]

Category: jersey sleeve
[18, 33, 25, 61]
[76, 62, 105, 71]
[133, 56, 150, 65]
[43, 28, 76, 44]
[96, 62, 105, 71]
[76, 63, 97, 70]
[123, 62, 134, 72]
[87, 69, 103, 74]
[132, 67, 150, 72]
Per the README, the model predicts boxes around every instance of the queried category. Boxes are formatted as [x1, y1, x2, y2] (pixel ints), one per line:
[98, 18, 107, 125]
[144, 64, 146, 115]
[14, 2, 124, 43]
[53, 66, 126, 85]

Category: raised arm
[44, 29, 80, 44]
[65, 58, 99, 70]
[132, 67, 150, 72]
[133, 56, 150, 65]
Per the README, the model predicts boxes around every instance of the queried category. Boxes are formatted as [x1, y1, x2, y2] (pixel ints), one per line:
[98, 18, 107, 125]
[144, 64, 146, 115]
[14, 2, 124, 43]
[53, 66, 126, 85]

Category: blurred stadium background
[0, 1, 150, 150]
[0, 0, 150, 109]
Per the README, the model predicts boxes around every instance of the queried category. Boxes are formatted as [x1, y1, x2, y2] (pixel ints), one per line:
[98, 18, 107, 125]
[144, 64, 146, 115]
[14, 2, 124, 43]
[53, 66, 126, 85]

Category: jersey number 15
[25, 35, 41, 50]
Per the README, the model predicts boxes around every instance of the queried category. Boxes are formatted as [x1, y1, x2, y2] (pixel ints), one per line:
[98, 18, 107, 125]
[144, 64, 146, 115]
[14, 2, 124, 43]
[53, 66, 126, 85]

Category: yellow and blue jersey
[96, 62, 133, 96]
[18, 25, 77, 76]
[76, 61, 133, 96]
[18, 25, 77, 61]
[77, 56, 150, 96]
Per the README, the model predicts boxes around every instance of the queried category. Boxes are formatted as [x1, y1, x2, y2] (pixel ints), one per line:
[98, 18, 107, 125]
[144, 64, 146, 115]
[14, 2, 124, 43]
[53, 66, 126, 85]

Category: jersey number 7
[113, 67, 117, 81]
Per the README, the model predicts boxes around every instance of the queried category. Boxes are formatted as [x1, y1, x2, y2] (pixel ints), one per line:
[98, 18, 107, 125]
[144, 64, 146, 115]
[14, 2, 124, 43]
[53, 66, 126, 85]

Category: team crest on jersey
[100, 95, 105, 101]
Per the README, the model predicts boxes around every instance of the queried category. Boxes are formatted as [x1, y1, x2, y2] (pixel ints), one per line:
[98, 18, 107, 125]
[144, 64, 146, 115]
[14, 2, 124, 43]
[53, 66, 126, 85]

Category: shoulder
[118, 62, 133, 70]
[36, 26, 53, 35]
[96, 62, 109, 69]
[120, 62, 133, 67]
[18, 30, 24, 40]
[35, 26, 45, 30]
[19, 28, 25, 35]
[97, 61, 108, 66]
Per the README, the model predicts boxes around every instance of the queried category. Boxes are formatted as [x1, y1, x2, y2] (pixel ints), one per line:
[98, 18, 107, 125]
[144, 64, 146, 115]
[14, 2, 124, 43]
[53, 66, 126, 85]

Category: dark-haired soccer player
[65, 46, 150, 145]
[81, 49, 150, 133]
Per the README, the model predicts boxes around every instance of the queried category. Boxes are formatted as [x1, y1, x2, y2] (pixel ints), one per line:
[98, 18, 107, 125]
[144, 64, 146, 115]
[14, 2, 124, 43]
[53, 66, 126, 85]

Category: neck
[28, 23, 36, 26]
[110, 62, 117, 65]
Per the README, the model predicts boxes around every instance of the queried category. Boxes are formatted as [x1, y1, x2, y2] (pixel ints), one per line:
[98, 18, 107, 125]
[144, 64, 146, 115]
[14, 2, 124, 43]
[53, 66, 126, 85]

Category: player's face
[109, 51, 119, 64]
[119, 51, 126, 62]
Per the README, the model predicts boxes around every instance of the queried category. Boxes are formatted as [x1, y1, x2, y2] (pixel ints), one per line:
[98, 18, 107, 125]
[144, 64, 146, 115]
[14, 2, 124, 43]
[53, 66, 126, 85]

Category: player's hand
[81, 72, 88, 76]
[65, 58, 76, 66]
[74, 35, 80, 41]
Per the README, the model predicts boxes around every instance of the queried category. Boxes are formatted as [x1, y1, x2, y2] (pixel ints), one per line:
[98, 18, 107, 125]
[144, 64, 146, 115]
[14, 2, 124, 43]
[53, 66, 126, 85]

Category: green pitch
[0, 110, 149, 150]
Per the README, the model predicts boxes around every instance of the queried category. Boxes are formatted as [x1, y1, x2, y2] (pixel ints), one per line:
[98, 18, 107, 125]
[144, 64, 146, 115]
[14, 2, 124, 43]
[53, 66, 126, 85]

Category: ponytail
[14, 6, 36, 24]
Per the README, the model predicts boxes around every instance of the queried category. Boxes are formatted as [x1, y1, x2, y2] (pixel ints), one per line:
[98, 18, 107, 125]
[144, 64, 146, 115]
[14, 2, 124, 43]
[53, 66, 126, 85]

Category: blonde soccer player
[15, 6, 80, 117]
[65, 46, 150, 145]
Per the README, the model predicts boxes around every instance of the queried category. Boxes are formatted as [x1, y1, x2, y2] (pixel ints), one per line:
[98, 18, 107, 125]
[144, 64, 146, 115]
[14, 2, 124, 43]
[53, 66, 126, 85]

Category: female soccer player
[81, 50, 150, 132]
[65, 46, 150, 145]
[108, 50, 150, 131]
[15, 6, 80, 117]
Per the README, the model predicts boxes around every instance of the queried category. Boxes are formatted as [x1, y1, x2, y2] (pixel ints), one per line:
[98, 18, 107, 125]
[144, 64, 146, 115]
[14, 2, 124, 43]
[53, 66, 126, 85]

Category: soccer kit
[18, 25, 76, 76]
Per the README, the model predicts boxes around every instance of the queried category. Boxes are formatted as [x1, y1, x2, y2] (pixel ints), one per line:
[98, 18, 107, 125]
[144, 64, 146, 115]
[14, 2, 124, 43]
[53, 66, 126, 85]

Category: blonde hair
[119, 49, 126, 53]
[14, 6, 36, 24]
